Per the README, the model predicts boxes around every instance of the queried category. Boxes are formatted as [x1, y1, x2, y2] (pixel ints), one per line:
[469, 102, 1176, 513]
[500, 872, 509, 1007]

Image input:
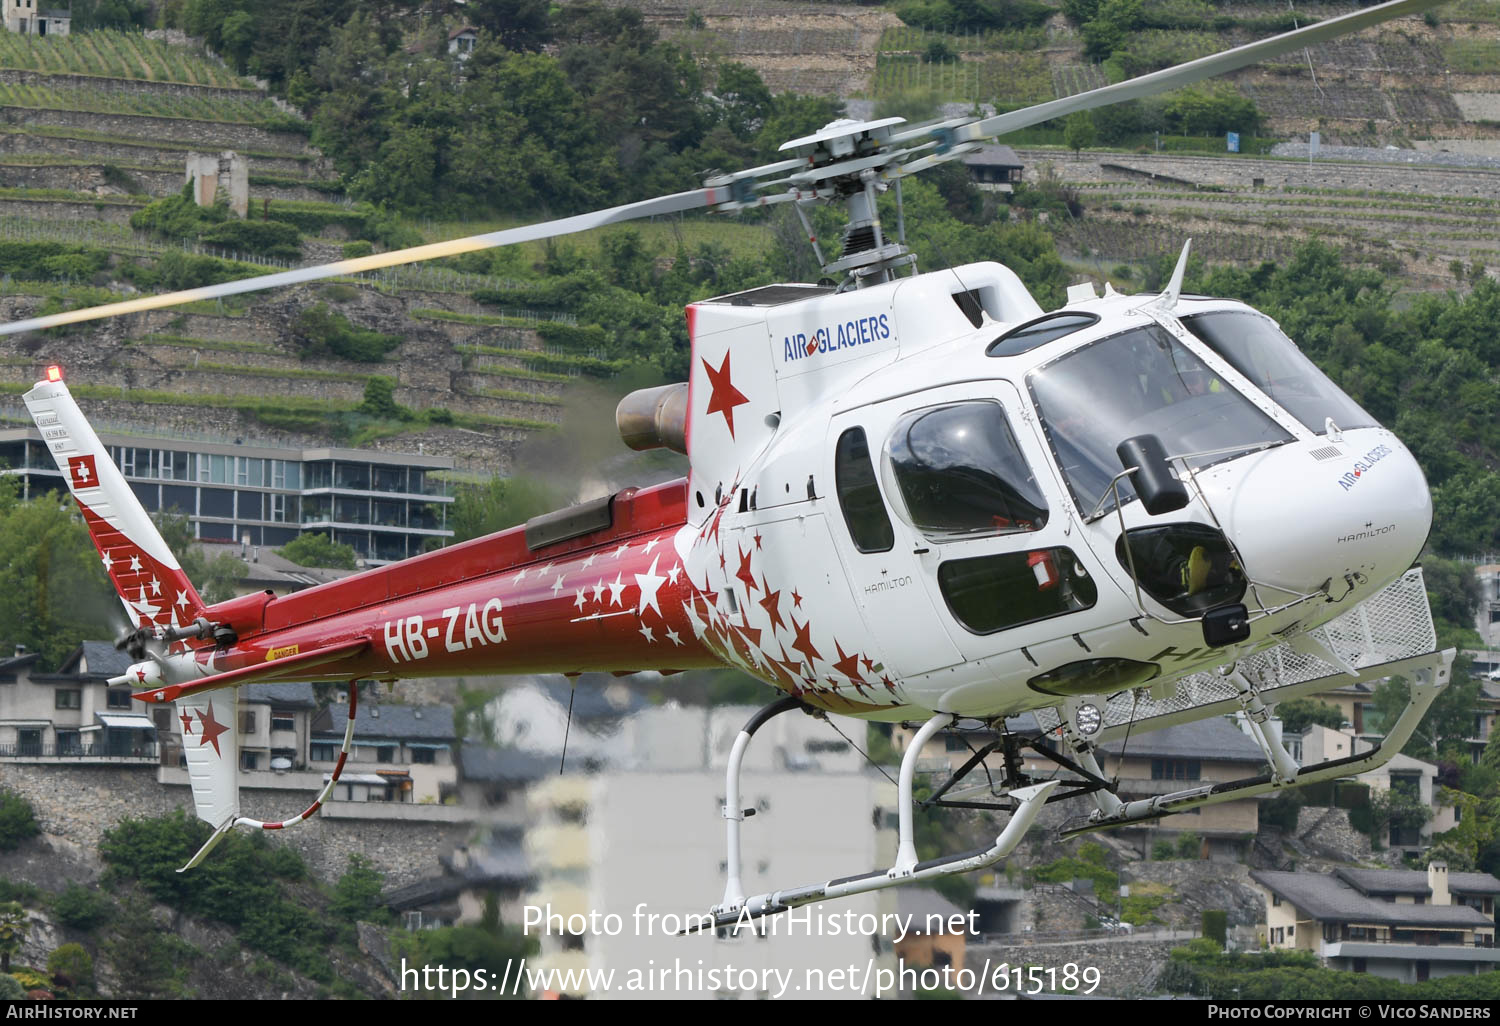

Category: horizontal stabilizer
[134, 638, 369, 705]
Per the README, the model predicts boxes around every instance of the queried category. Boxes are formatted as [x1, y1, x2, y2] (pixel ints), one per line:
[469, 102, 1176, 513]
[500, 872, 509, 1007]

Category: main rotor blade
[958, 0, 1443, 144]
[0, 186, 727, 336]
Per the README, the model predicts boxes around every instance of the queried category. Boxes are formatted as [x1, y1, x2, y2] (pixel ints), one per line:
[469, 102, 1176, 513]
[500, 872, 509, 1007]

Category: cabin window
[987, 312, 1099, 358]
[938, 546, 1095, 635]
[834, 427, 894, 553]
[1180, 311, 1377, 435]
[1030, 324, 1292, 515]
[888, 402, 1047, 541]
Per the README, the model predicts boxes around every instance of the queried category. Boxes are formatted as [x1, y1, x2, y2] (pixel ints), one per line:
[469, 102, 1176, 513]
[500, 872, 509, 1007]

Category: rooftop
[459, 743, 552, 784]
[1099, 715, 1263, 763]
[1252, 871, 1497, 930]
[315, 702, 455, 742]
[960, 144, 1023, 167]
[1336, 867, 1500, 897]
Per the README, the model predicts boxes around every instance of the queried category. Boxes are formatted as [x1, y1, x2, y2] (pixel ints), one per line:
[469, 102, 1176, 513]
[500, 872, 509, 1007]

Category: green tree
[50, 885, 112, 932]
[1274, 698, 1346, 734]
[46, 943, 94, 996]
[330, 855, 391, 925]
[357, 376, 407, 420]
[278, 533, 359, 570]
[0, 789, 39, 851]
[449, 475, 564, 544]
[0, 901, 28, 973]
[1064, 111, 1098, 155]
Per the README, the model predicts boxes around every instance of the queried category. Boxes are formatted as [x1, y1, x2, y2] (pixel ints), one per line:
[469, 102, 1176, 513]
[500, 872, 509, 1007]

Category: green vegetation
[0, 82, 292, 126]
[895, 0, 1054, 33]
[448, 475, 564, 544]
[291, 303, 401, 363]
[100, 812, 335, 984]
[0, 790, 39, 852]
[50, 885, 113, 933]
[1159, 939, 1500, 998]
[329, 855, 392, 926]
[0, 902, 25, 973]
[278, 532, 359, 570]
[1274, 698, 1346, 734]
[1201, 910, 1227, 949]
[0, 28, 249, 88]
[46, 943, 95, 996]
[391, 925, 536, 1000]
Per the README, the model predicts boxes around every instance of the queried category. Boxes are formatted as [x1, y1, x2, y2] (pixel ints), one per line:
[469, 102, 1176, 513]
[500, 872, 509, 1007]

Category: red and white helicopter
[12, 0, 1453, 926]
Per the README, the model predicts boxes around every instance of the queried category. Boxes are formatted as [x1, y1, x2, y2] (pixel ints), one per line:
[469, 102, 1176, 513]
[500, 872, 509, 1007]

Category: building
[889, 889, 972, 974]
[448, 25, 477, 57]
[0, 425, 455, 564]
[311, 699, 458, 804]
[1253, 864, 1499, 982]
[1096, 716, 1265, 859]
[4, 2, 68, 36]
[384, 833, 532, 930]
[488, 676, 650, 768]
[523, 703, 898, 999]
[0, 642, 156, 761]
[186, 538, 360, 597]
[960, 144, 1024, 192]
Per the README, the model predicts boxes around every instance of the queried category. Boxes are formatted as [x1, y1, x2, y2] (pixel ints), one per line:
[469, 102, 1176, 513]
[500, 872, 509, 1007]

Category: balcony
[1323, 941, 1500, 965]
[1, 742, 159, 764]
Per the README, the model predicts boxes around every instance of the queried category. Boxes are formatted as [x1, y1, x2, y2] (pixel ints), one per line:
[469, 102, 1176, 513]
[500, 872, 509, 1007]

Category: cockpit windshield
[1180, 310, 1377, 435]
[1030, 324, 1293, 514]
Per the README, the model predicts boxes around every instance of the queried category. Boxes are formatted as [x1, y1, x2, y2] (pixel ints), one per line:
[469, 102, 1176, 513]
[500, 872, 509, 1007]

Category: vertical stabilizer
[22, 373, 208, 630]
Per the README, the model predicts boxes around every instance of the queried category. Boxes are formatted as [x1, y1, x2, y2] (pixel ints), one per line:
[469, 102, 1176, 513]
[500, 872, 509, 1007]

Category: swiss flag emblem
[68, 455, 98, 489]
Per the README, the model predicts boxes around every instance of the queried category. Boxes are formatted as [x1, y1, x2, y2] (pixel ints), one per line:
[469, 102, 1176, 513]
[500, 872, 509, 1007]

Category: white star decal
[129, 554, 142, 573]
[130, 585, 161, 622]
[581, 552, 597, 569]
[512, 567, 528, 585]
[593, 579, 606, 603]
[176, 590, 189, 609]
[666, 627, 683, 647]
[150, 577, 161, 596]
[613, 542, 630, 559]
[639, 624, 655, 643]
[607, 573, 626, 607]
[100, 551, 113, 572]
[574, 588, 587, 611]
[634, 556, 666, 618]
[683, 600, 708, 639]
[667, 562, 682, 585]
[551, 573, 566, 597]
[643, 537, 659, 554]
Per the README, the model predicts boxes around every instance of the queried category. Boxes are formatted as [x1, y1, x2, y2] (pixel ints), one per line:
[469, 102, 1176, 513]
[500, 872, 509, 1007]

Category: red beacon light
[45, 365, 62, 382]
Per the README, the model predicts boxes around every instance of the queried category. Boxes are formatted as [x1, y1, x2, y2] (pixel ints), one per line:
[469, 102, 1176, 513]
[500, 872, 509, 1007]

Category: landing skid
[1061, 647, 1452, 836]
[697, 701, 1058, 933]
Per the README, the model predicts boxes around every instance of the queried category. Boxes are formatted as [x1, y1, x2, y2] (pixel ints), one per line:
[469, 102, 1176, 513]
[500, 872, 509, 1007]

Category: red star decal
[789, 617, 822, 666]
[791, 589, 803, 609]
[736, 607, 762, 649]
[880, 674, 896, 693]
[196, 701, 229, 758]
[135, 669, 146, 683]
[758, 581, 786, 633]
[719, 552, 727, 571]
[861, 656, 875, 675]
[179, 710, 194, 736]
[734, 545, 758, 594]
[833, 641, 865, 684]
[701, 351, 750, 438]
[754, 532, 763, 550]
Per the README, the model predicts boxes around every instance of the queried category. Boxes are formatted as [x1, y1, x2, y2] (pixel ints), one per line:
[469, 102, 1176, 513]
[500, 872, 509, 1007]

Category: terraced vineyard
[1025, 150, 1500, 290]
[0, 29, 250, 87]
[0, 82, 290, 124]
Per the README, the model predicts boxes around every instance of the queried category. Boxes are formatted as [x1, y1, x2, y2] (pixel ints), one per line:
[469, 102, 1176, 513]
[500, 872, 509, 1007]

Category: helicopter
[11, 0, 1454, 924]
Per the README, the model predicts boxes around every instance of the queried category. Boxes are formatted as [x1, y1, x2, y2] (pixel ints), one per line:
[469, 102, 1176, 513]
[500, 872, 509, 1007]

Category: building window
[411, 747, 436, 764]
[239, 711, 256, 734]
[55, 689, 81, 710]
[107, 689, 131, 709]
[1151, 759, 1202, 781]
[271, 713, 295, 732]
[1272, 894, 1280, 907]
[241, 752, 258, 771]
[1352, 958, 1367, 974]
[377, 746, 394, 764]
[310, 742, 336, 762]
[56, 730, 80, 754]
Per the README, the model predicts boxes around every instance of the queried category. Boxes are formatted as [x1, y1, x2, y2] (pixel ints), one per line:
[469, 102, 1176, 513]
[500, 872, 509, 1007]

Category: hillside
[0, 30, 585, 472]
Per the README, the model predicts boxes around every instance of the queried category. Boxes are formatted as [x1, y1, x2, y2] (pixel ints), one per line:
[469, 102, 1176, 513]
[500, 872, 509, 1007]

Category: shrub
[1152, 839, 1175, 861]
[50, 885, 111, 932]
[292, 303, 402, 363]
[199, 219, 303, 261]
[0, 973, 22, 999]
[0, 790, 39, 851]
[278, 532, 358, 571]
[1202, 910, 1227, 949]
[330, 855, 391, 926]
[1176, 831, 1202, 860]
[46, 943, 93, 994]
[341, 241, 374, 259]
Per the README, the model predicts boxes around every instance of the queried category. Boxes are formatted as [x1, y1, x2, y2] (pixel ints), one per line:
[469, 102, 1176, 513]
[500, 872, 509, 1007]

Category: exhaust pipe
[616, 382, 688, 454]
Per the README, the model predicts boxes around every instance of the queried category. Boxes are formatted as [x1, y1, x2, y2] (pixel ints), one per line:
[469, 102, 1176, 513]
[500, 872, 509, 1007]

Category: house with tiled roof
[312, 699, 457, 803]
[1252, 862, 1499, 982]
[0, 642, 157, 762]
[1095, 715, 1266, 859]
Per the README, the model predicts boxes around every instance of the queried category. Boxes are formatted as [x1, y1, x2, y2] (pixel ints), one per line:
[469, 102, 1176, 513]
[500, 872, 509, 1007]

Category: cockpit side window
[1179, 311, 1377, 435]
[835, 427, 894, 553]
[887, 402, 1048, 541]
